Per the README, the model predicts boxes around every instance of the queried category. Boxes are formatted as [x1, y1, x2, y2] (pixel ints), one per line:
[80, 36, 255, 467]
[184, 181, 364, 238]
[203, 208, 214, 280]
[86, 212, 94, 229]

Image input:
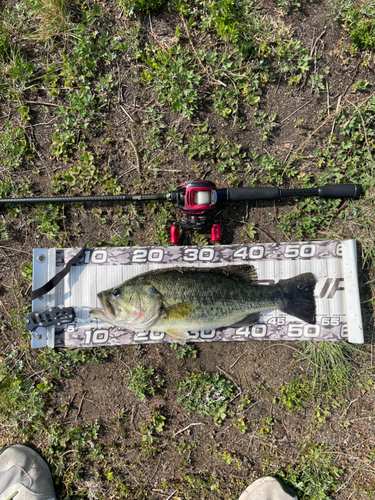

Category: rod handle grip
[318, 184, 361, 198]
[216, 187, 280, 202]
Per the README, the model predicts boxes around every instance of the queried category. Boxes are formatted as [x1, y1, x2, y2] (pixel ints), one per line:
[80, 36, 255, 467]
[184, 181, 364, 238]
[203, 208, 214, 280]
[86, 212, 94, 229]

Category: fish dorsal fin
[139, 265, 257, 283]
[212, 264, 258, 283]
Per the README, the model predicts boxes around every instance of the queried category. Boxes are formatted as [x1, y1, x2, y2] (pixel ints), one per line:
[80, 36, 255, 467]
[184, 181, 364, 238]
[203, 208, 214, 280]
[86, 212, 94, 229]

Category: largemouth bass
[90, 265, 316, 343]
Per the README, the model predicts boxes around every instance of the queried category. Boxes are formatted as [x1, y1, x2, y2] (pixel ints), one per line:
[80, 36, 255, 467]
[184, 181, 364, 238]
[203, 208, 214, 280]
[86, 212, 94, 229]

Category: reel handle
[170, 224, 180, 245]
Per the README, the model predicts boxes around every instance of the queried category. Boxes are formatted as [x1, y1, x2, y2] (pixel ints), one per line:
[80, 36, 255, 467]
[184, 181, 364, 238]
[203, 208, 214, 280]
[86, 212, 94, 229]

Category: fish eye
[112, 289, 120, 297]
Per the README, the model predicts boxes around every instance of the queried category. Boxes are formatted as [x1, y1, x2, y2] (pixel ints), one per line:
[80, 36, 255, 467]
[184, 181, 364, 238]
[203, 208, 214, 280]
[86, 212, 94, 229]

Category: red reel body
[177, 180, 217, 214]
[171, 180, 221, 244]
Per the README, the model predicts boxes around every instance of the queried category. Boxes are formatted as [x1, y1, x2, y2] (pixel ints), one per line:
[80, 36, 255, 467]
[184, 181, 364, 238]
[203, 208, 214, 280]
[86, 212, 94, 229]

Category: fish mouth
[98, 293, 116, 320]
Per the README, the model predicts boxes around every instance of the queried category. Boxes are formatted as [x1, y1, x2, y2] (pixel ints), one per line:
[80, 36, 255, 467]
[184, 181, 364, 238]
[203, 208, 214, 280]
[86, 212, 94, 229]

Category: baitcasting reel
[169, 180, 221, 244]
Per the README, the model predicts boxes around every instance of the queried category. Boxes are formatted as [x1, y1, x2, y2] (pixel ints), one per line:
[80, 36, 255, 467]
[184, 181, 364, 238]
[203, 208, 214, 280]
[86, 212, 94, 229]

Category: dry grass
[33, 0, 70, 44]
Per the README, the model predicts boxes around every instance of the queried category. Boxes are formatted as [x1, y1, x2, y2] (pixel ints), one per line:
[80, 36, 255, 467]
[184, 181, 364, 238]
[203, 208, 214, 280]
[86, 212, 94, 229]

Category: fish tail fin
[278, 273, 316, 324]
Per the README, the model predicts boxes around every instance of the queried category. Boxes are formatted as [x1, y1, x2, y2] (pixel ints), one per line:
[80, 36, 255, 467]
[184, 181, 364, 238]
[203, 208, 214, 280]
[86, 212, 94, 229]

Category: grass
[297, 342, 360, 394]
[125, 365, 164, 401]
[0, 0, 375, 498]
[0, 344, 112, 434]
[280, 440, 343, 500]
[330, 0, 375, 52]
[0, 121, 30, 169]
[176, 369, 236, 425]
[31, 0, 71, 44]
[170, 343, 198, 359]
[275, 342, 361, 432]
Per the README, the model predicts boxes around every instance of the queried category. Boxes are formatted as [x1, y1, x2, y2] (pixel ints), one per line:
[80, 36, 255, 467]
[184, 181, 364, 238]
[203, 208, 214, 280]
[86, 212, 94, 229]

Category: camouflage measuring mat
[31, 240, 363, 348]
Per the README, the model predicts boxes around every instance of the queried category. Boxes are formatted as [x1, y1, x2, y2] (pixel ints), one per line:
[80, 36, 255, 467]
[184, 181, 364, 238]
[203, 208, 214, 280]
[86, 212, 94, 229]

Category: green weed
[140, 407, 166, 456]
[10, 306, 31, 333]
[170, 343, 197, 359]
[282, 440, 343, 499]
[186, 123, 215, 160]
[37, 347, 109, 379]
[277, 0, 301, 14]
[53, 150, 98, 192]
[232, 416, 248, 434]
[310, 73, 325, 94]
[311, 404, 331, 427]
[141, 408, 166, 456]
[278, 376, 312, 411]
[342, 2, 375, 51]
[143, 108, 166, 151]
[216, 139, 244, 172]
[353, 79, 369, 91]
[190, 231, 209, 245]
[109, 226, 133, 247]
[8, 49, 38, 86]
[0, 217, 8, 240]
[29, 204, 65, 240]
[259, 416, 275, 435]
[109, 206, 141, 246]
[21, 263, 33, 281]
[51, 129, 75, 158]
[17, 105, 31, 122]
[276, 39, 312, 84]
[242, 222, 256, 240]
[126, 365, 164, 401]
[0, 26, 11, 63]
[278, 198, 341, 240]
[119, 0, 166, 16]
[142, 44, 201, 119]
[0, 349, 51, 434]
[253, 112, 278, 142]
[180, 473, 221, 496]
[44, 420, 100, 492]
[149, 204, 173, 246]
[174, 438, 188, 454]
[52, 145, 120, 195]
[213, 86, 238, 119]
[0, 121, 30, 169]
[176, 369, 236, 424]
[258, 154, 287, 184]
[137, 0, 311, 122]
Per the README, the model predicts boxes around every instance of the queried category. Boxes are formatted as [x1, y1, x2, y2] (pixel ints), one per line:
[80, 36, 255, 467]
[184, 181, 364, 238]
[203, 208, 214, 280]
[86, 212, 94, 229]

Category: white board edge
[342, 240, 364, 344]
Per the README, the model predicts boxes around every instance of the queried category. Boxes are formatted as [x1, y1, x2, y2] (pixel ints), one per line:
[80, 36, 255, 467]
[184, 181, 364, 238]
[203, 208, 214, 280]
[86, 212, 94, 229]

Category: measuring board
[31, 240, 363, 348]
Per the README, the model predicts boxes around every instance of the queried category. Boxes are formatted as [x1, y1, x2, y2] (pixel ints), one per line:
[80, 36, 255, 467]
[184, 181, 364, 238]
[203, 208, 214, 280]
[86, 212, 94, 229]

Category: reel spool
[194, 190, 211, 206]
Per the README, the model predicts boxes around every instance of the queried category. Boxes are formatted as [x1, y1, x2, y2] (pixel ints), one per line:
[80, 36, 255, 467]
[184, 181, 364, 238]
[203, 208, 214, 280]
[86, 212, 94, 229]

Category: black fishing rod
[0, 180, 361, 243]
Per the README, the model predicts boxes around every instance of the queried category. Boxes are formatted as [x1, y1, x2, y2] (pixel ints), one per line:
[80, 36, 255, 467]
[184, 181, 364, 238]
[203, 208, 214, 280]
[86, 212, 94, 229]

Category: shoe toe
[238, 476, 298, 500]
[0, 445, 56, 500]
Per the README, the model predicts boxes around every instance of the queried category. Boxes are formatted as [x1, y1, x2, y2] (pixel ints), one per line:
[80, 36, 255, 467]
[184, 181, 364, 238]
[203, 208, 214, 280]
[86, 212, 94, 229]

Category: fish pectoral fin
[166, 329, 190, 344]
[164, 302, 195, 319]
[230, 312, 260, 328]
